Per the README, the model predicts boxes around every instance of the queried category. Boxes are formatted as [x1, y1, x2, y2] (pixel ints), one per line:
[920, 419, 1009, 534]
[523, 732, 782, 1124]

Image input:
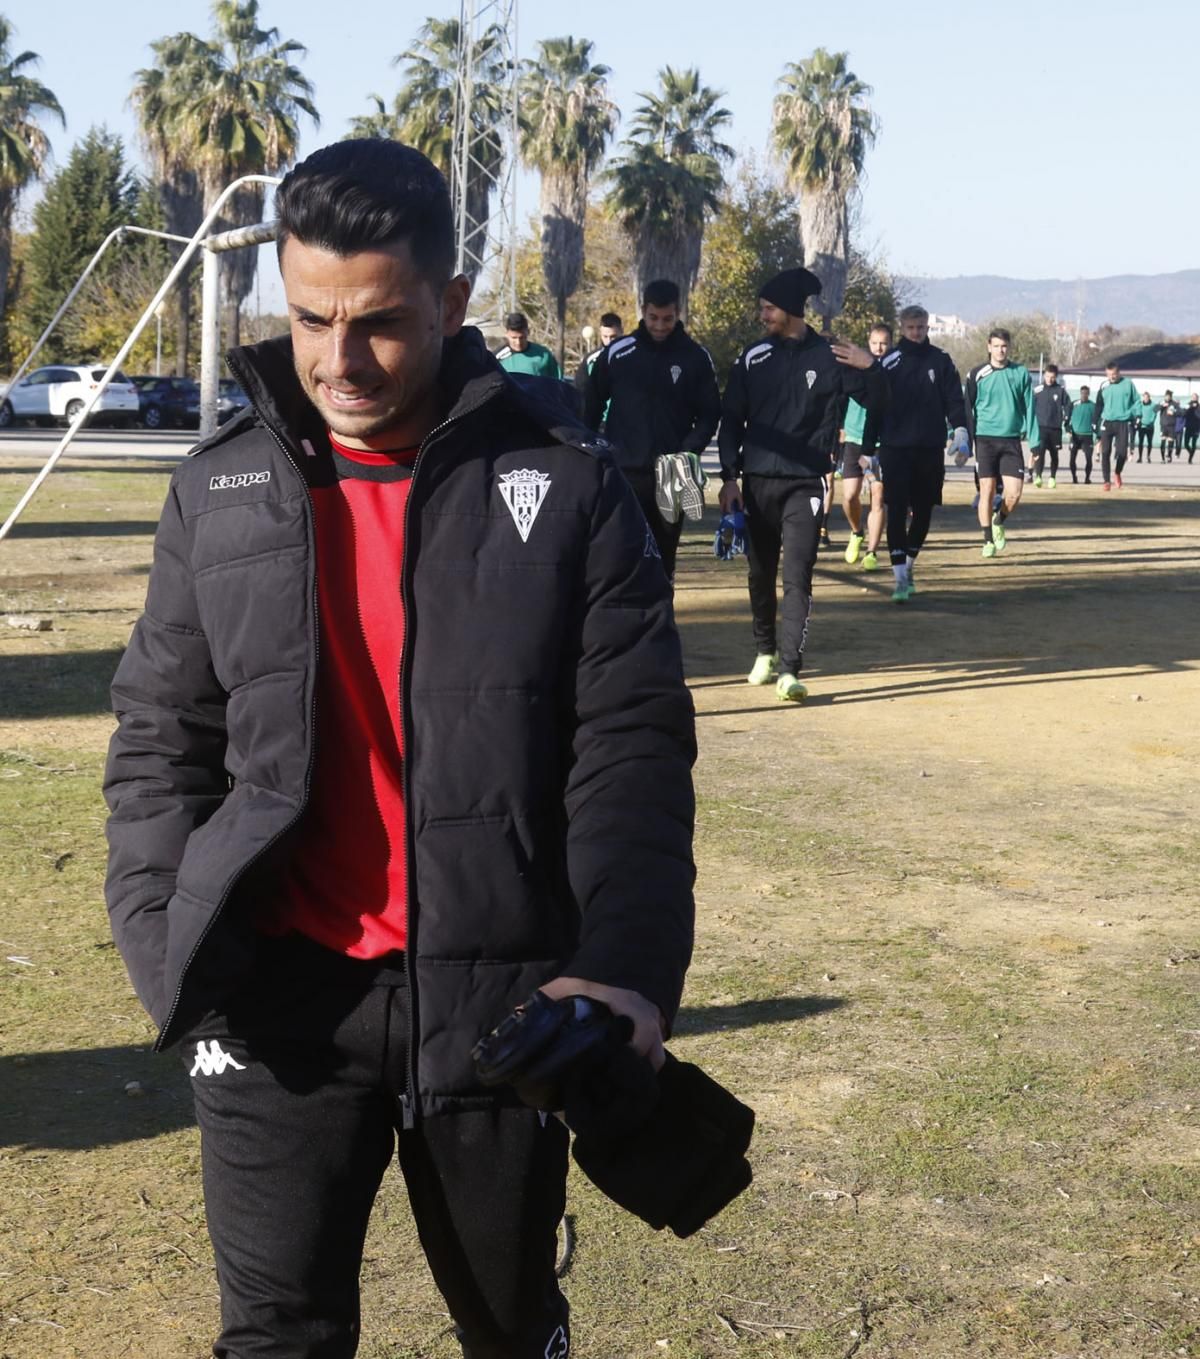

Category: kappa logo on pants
[544, 1324, 569, 1359]
[189, 1040, 246, 1077]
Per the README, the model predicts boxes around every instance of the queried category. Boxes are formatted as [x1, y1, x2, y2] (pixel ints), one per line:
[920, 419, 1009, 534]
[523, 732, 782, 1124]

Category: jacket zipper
[397, 387, 499, 1128]
[155, 411, 320, 1051]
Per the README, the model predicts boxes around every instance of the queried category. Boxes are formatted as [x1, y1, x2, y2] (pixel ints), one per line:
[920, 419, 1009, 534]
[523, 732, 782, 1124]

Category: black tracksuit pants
[1032, 427, 1062, 478]
[1135, 426, 1154, 457]
[1068, 435, 1094, 481]
[1099, 420, 1130, 483]
[623, 467, 683, 580]
[877, 445, 943, 567]
[182, 936, 570, 1359]
[743, 472, 825, 674]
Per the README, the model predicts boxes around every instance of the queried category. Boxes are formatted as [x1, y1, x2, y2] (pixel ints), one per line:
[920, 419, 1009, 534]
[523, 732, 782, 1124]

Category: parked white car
[0, 365, 141, 428]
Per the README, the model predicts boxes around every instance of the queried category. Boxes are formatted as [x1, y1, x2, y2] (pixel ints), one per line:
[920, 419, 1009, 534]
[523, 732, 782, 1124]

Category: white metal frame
[451, 0, 518, 319]
[0, 174, 280, 544]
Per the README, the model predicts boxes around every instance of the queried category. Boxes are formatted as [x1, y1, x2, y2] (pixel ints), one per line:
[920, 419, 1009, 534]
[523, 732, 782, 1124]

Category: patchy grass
[2, 458, 1199, 1357]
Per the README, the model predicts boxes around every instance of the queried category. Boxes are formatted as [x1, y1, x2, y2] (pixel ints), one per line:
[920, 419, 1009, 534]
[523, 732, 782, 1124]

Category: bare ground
[1, 458, 1197, 1358]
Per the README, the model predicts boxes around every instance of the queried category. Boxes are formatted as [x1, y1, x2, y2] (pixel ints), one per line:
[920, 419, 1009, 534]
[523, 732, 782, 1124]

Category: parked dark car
[218, 378, 250, 424]
[132, 375, 200, 430]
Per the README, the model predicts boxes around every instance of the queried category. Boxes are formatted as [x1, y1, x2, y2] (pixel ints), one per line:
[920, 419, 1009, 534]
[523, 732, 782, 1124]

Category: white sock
[906, 555, 917, 580]
[892, 564, 906, 584]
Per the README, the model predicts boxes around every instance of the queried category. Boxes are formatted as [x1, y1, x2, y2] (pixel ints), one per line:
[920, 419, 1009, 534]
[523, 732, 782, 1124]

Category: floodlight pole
[0, 175, 280, 545]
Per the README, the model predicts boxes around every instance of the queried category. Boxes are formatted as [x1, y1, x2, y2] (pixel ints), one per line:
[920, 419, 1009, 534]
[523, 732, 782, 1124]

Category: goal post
[0, 173, 281, 545]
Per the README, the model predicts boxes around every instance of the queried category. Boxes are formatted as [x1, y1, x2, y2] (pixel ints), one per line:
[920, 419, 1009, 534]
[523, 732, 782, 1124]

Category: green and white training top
[1095, 375, 1140, 425]
[965, 361, 1039, 444]
[843, 396, 868, 445]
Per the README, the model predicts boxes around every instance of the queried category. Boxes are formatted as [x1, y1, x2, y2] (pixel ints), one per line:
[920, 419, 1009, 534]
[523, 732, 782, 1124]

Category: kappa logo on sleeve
[209, 471, 271, 491]
[543, 1323, 569, 1359]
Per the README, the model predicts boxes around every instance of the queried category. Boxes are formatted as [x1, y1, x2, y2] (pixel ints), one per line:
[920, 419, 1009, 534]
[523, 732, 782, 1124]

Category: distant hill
[899, 271, 1200, 335]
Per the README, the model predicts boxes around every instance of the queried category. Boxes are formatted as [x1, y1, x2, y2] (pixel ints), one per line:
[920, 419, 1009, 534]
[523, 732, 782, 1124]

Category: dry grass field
[1, 455, 1198, 1358]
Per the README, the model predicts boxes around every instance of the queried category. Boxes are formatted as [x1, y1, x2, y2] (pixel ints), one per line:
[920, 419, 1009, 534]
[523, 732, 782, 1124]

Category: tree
[345, 94, 401, 141]
[509, 201, 632, 374]
[0, 18, 64, 329]
[837, 250, 900, 347]
[772, 49, 878, 332]
[135, 1, 318, 346]
[689, 162, 803, 377]
[131, 35, 206, 374]
[392, 17, 504, 281]
[8, 127, 143, 363]
[604, 66, 733, 313]
[518, 37, 617, 367]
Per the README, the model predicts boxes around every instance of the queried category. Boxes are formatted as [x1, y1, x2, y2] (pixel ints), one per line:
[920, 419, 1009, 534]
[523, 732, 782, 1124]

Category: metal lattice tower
[451, 0, 518, 320]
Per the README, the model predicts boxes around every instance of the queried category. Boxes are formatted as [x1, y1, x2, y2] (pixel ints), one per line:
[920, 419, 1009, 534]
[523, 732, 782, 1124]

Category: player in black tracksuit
[867, 306, 968, 600]
[718, 267, 888, 701]
[583, 281, 720, 578]
[1031, 365, 1072, 485]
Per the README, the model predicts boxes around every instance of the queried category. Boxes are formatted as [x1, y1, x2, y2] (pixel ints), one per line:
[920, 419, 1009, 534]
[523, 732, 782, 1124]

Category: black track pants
[877, 445, 944, 566]
[1032, 431, 1061, 478]
[182, 939, 570, 1359]
[1069, 435, 1093, 480]
[1135, 426, 1154, 457]
[623, 467, 683, 580]
[743, 473, 825, 674]
[1099, 421, 1129, 483]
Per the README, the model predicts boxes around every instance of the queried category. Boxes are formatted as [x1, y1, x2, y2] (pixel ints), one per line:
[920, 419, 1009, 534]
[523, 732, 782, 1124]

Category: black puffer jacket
[103, 328, 696, 1116]
[582, 322, 720, 472]
[870, 336, 966, 451]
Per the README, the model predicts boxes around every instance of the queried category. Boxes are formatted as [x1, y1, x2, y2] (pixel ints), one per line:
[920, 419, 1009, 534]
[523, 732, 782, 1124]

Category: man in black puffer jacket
[582, 278, 720, 579]
[103, 141, 695, 1359]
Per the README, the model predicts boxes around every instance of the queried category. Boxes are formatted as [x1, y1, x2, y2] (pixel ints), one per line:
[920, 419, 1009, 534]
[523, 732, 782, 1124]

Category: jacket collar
[634, 320, 691, 352]
[898, 336, 931, 356]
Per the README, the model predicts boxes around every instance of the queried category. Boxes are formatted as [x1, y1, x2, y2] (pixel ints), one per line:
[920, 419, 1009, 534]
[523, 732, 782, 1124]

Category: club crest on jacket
[498, 469, 551, 542]
[670, 365, 682, 385]
[806, 370, 817, 389]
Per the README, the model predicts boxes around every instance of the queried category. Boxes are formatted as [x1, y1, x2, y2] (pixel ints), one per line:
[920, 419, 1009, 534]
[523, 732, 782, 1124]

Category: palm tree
[771, 49, 878, 332]
[136, 1, 319, 346]
[346, 94, 401, 141]
[0, 19, 64, 327]
[604, 66, 732, 313]
[392, 17, 505, 282]
[131, 38, 205, 373]
[518, 36, 617, 365]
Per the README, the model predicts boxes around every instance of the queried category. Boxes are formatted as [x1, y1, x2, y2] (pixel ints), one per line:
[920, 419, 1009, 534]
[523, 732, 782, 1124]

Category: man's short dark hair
[989, 327, 1011, 344]
[1080, 385, 1090, 395]
[505, 312, 528, 332]
[1045, 363, 1058, 374]
[599, 312, 622, 329]
[274, 139, 455, 284]
[870, 321, 893, 338]
[642, 279, 680, 309]
[1106, 360, 1119, 371]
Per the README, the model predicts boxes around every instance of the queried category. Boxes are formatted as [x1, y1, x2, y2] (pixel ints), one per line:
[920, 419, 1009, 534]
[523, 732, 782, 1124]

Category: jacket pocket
[414, 814, 575, 960]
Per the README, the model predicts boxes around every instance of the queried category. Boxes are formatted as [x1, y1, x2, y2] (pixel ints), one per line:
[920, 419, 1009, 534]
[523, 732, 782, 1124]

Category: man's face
[643, 302, 679, 342]
[1045, 370, 1058, 385]
[758, 300, 791, 337]
[868, 329, 891, 358]
[1080, 389, 1089, 401]
[599, 324, 622, 347]
[1107, 366, 1120, 382]
[1142, 393, 1151, 403]
[900, 316, 929, 344]
[988, 335, 1010, 366]
[505, 327, 529, 352]
[281, 236, 467, 443]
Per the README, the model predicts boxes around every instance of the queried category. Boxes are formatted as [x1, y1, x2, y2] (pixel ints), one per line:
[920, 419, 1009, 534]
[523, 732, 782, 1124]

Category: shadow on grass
[0, 648, 124, 719]
[0, 1044, 194, 1151]
[6, 519, 161, 538]
[674, 995, 844, 1037]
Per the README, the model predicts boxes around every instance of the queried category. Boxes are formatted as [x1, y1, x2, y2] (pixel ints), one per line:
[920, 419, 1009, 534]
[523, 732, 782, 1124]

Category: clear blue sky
[7, 0, 1198, 308]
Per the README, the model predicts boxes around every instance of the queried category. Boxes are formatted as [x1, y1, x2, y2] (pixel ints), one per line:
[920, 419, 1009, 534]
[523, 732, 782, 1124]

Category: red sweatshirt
[259, 434, 416, 955]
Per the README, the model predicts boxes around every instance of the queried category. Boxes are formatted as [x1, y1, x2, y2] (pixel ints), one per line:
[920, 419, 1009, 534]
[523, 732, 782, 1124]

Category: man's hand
[830, 340, 875, 370]
[718, 479, 743, 514]
[539, 976, 666, 1070]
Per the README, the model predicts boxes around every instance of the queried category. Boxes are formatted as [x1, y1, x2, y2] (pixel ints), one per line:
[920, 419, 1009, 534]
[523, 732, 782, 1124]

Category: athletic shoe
[906, 576, 917, 596]
[1114, 473, 1123, 489]
[991, 516, 1007, 553]
[861, 550, 879, 571]
[1047, 477, 1056, 489]
[747, 653, 779, 686]
[981, 540, 997, 559]
[819, 529, 833, 551]
[775, 673, 808, 703]
[1033, 474, 1042, 488]
[844, 533, 864, 565]
[891, 581, 912, 603]
[1103, 482, 1111, 491]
